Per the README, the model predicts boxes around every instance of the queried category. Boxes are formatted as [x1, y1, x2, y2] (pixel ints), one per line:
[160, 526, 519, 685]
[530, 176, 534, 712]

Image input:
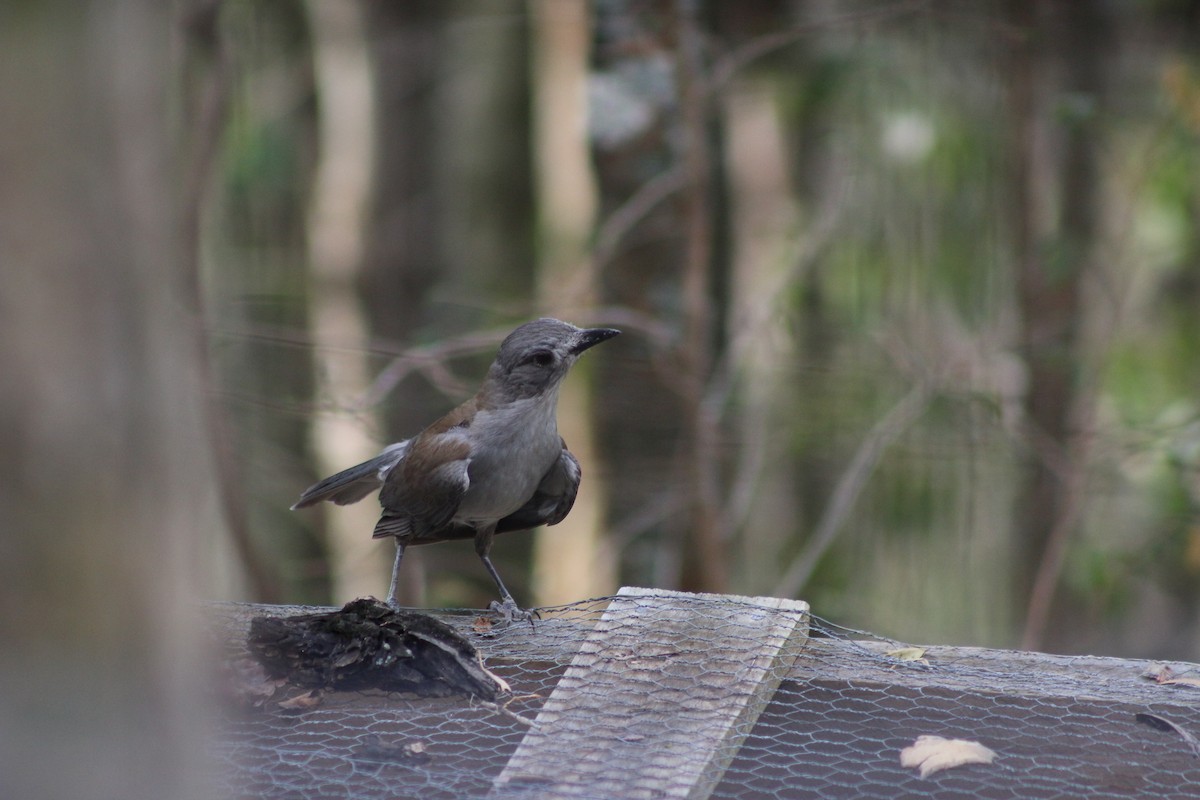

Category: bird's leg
[386, 540, 406, 608]
[474, 524, 537, 625]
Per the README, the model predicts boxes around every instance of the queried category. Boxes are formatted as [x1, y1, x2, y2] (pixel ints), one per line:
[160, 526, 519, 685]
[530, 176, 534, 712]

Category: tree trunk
[590, 0, 732, 594]
[305, 0, 387, 602]
[0, 2, 221, 796]
[1009, 0, 1109, 650]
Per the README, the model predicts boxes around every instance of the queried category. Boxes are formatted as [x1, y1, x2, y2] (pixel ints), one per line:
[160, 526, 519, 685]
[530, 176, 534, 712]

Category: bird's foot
[488, 598, 541, 628]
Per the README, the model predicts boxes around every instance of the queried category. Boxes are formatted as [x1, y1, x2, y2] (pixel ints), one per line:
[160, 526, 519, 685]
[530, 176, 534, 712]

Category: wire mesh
[210, 595, 1200, 799]
[714, 616, 1200, 799]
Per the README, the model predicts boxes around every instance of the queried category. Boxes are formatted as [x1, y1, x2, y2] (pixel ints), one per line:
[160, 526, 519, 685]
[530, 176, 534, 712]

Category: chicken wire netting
[210, 593, 1200, 800]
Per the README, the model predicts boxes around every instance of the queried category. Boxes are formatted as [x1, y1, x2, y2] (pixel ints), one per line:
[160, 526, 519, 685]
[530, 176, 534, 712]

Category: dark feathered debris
[247, 598, 502, 701]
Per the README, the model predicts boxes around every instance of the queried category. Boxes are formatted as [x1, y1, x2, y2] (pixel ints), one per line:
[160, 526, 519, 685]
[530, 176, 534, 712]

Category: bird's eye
[527, 350, 554, 367]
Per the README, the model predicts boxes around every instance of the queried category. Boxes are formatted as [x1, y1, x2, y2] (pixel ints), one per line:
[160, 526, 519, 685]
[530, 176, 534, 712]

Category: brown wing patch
[373, 430, 471, 541]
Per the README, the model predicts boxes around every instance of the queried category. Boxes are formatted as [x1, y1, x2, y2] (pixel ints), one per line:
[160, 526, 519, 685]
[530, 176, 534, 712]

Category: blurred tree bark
[0, 2, 221, 797]
[675, 0, 731, 593]
[439, 0, 537, 303]
[589, 0, 733, 594]
[305, 0, 386, 602]
[1008, 0, 1110, 650]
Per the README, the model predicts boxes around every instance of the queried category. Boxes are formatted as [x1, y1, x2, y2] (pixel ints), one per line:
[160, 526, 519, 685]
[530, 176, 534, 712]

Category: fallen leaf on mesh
[1142, 663, 1200, 689]
[900, 735, 996, 778]
[1142, 663, 1173, 682]
[1135, 713, 1200, 759]
[221, 657, 287, 709]
[277, 689, 324, 711]
[473, 615, 495, 635]
[886, 647, 928, 664]
[353, 734, 432, 765]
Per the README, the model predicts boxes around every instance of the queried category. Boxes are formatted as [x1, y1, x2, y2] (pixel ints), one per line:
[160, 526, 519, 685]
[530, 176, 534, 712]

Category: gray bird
[293, 318, 620, 620]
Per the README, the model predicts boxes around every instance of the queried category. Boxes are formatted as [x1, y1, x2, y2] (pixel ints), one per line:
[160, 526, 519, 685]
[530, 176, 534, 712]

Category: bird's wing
[291, 441, 409, 509]
[495, 442, 581, 533]
[372, 432, 471, 540]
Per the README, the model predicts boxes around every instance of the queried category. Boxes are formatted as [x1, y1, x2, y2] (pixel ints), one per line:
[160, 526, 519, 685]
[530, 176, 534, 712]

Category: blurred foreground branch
[1, 2, 223, 796]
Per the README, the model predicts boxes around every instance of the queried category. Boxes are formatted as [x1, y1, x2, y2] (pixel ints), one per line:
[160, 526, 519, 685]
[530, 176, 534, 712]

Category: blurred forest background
[183, 0, 1200, 661]
[11, 0, 1200, 660]
[4, 1, 1200, 793]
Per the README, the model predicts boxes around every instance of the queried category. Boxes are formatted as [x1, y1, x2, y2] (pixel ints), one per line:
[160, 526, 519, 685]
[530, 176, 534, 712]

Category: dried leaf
[900, 735, 996, 778]
[1142, 662, 1200, 689]
[277, 690, 324, 711]
[1136, 713, 1200, 759]
[886, 647, 928, 664]
[473, 615, 495, 635]
[353, 735, 432, 765]
[1142, 662, 1173, 682]
[223, 657, 286, 709]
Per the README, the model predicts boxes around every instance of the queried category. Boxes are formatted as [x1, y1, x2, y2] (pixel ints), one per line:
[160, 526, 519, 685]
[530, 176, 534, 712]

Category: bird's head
[484, 318, 620, 403]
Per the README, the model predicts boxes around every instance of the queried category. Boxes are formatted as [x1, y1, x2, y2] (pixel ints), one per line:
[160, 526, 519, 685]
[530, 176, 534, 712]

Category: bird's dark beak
[570, 327, 621, 355]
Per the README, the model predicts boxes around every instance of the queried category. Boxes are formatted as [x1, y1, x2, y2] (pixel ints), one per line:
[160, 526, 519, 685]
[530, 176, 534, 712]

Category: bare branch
[593, 167, 687, 271]
[772, 382, 934, 599]
[709, 0, 930, 92]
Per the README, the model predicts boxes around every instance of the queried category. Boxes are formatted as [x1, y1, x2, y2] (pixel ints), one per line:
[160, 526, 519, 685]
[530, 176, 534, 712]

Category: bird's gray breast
[454, 396, 561, 523]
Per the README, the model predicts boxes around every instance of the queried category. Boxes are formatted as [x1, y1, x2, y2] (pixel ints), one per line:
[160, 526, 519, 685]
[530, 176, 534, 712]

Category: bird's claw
[488, 598, 540, 628]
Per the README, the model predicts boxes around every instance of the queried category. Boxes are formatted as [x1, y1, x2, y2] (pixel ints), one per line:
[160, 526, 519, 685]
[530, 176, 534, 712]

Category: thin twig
[606, 489, 687, 551]
[473, 698, 539, 728]
[354, 329, 508, 411]
[1018, 434, 1089, 650]
[592, 167, 687, 271]
[773, 382, 934, 599]
[1019, 345, 1103, 649]
[709, 0, 930, 91]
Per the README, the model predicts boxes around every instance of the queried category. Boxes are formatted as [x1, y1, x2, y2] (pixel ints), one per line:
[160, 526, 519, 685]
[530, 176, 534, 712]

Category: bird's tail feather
[291, 442, 408, 509]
